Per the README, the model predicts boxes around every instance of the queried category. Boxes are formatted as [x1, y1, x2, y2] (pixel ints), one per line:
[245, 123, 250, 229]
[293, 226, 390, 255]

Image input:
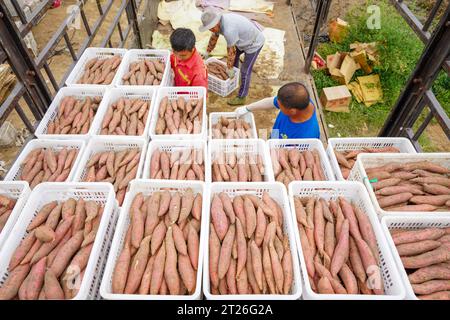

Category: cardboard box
[329, 18, 349, 43]
[327, 52, 360, 85]
[320, 85, 352, 113]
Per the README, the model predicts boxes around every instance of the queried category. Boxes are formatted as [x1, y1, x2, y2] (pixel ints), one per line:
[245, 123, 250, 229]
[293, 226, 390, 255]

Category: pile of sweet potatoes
[334, 146, 400, 179]
[209, 192, 294, 295]
[18, 147, 79, 188]
[363, 160, 450, 211]
[271, 148, 327, 187]
[207, 62, 229, 80]
[293, 196, 384, 295]
[390, 227, 450, 300]
[122, 59, 165, 86]
[83, 149, 142, 206]
[46, 96, 101, 135]
[0, 195, 17, 233]
[211, 151, 265, 182]
[111, 190, 202, 295]
[211, 116, 254, 139]
[0, 198, 105, 299]
[149, 148, 205, 181]
[77, 56, 122, 85]
[99, 98, 150, 136]
[154, 96, 203, 135]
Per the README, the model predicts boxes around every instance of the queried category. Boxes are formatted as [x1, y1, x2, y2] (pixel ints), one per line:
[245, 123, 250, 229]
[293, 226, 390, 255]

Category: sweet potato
[150, 243, 166, 294]
[44, 269, 64, 300]
[401, 246, 450, 269]
[164, 227, 180, 295]
[408, 264, 450, 284]
[396, 240, 441, 256]
[112, 242, 131, 294]
[27, 201, 58, 231]
[412, 280, 450, 295]
[218, 224, 235, 279]
[209, 224, 221, 289]
[178, 253, 196, 294]
[418, 291, 450, 300]
[0, 264, 30, 299]
[211, 195, 229, 241]
[50, 231, 84, 277]
[187, 224, 199, 271]
[125, 236, 151, 294]
[330, 219, 349, 276]
[151, 220, 167, 256]
[410, 195, 450, 206]
[392, 228, 446, 245]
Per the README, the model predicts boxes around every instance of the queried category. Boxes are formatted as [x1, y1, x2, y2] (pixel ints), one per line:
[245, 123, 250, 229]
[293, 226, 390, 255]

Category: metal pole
[304, 0, 331, 72]
[126, 0, 143, 48]
[0, 3, 52, 110]
[379, 6, 450, 137]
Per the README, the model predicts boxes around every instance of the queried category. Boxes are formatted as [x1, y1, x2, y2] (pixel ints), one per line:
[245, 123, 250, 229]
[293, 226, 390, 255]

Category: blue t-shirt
[271, 97, 320, 139]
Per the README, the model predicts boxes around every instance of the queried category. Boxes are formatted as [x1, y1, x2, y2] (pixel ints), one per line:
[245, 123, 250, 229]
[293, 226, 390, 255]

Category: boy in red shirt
[170, 28, 208, 88]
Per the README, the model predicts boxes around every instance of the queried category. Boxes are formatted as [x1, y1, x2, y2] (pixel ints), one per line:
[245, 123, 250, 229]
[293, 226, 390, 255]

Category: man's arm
[206, 32, 220, 54]
[246, 97, 277, 111]
[226, 46, 236, 69]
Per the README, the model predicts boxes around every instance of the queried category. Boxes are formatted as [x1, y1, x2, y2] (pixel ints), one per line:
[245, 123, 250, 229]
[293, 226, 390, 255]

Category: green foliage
[313, 0, 431, 137]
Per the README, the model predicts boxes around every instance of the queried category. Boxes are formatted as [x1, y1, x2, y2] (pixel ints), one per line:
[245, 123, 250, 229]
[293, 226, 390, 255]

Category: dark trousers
[233, 46, 263, 98]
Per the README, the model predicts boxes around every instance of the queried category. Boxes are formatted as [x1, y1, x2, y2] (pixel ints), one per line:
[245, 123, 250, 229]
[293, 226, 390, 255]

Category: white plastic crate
[100, 179, 207, 300]
[149, 86, 207, 140]
[65, 47, 127, 88]
[205, 58, 239, 97]
[349, 153, 450, 217]
[327, 137, 417, 180]
[4, 139, 86, 185]
[72, 136, 147, 184]
[267, 138, 335, 181]
[206, 138, 274, 182]
[203, 182, 302, 300]
[288, 181, 406, 300]
[90, 87, 156, 139]
[381, 214, 450, 300]
[142, 139, 208, 181]
[35, 87, 106, 141]
[0, 182, 119, 300]
[0, 181, 31, 251]
[114, 49, 171, 87]
[209, 112, 257, 140]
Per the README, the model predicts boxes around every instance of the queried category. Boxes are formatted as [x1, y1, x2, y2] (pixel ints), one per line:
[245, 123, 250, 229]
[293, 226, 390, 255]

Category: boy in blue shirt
[235, 82, 320, 139]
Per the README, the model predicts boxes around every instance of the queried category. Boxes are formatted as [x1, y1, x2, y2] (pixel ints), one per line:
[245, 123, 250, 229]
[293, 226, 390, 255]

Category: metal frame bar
[390, 0, 449, 74]
[379, 6, 450, 145]
[304, 0, 331, 72]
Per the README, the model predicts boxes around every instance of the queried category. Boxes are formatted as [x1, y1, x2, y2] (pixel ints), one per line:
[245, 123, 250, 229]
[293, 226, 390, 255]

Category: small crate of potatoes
[289, 181, 406, 300]
[100, 179, 206, 299]
[268, 139, 335, 188]
[115, 49, 170, 87]
[209, 112, 257, 140]
[381, 214, 450, 300]
[327, 137, 417, 180]
[149, 87, 207, 140]
[35, 87, 105, 140]
[205, 58, 239, 97]
[143, 140, 208, 181]
[91, 87, 155, 138]
[72, 136, 147, 207]
[204, 182, 302, 299]
[4, 139, 86, 189]
[0, 182, 119, 300]
[349, 153, 450, 216]
[66, 48, 126, 87]
[207, 139, 274, 183]
[0, 182, 31, 250]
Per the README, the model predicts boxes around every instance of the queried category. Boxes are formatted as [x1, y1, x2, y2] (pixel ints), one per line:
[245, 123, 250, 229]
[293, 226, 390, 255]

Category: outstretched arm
[246, 97, 276, 111]
[206, 32, 220, 54]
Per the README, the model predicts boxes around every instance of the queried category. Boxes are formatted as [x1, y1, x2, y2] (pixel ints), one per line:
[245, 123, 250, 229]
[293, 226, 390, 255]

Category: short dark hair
[170, 28, 196, 52]
[277, 82, 310, 110]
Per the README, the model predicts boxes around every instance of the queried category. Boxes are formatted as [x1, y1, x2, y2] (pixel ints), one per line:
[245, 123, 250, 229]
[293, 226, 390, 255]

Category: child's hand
[235, 106, 249, 116]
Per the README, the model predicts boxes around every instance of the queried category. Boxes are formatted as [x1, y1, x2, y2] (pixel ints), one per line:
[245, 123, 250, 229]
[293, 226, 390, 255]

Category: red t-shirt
[170, 49, 208, 88]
